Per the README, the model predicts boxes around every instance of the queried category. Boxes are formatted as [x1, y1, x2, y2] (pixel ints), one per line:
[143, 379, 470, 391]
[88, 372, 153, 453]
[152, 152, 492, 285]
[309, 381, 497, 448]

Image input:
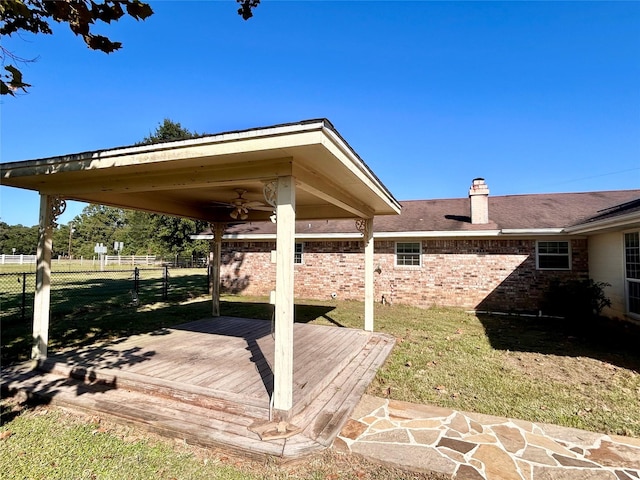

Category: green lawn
[1, 281, 639, 478]
[0, 402, 445, 480]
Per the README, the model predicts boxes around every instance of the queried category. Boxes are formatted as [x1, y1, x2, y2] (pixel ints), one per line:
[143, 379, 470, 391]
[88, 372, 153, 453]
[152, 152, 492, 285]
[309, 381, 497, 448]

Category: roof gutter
[191, 227, 576, 242]
[564, 211, 640, 235]
[500, 228, 565, 235]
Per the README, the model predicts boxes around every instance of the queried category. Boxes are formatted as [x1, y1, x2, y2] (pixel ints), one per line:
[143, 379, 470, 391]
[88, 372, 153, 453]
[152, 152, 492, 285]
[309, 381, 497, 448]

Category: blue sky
[1, 0, 639, 227]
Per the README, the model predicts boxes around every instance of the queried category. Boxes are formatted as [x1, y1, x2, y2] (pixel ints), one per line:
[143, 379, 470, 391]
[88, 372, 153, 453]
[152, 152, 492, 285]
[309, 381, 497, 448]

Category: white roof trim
[500, 228, 565, 235]
[564, 211, 640, 234]
[373, 230, 502, 238]
[10, 120, 330, 165]
[192, 232, 365, 241]
[192, 228, 572, 242]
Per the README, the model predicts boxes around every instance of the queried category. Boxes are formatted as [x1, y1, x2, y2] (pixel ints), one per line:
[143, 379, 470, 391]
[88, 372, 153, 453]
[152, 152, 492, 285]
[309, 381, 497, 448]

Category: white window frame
[624, 231, 640, 317]
[395, 241, 422, 267]
[536, 240, 571, 270]
[294, 242, 304, 265]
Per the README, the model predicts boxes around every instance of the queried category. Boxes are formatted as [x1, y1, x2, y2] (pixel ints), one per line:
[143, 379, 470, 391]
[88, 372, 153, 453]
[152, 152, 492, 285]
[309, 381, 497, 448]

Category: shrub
[543, 278, 611, 320]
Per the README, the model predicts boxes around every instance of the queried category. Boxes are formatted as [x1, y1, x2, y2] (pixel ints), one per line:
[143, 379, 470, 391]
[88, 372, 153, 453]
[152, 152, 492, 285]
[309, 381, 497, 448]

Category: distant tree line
[0, 208, 209, 260]
[0, 119, 211, 260]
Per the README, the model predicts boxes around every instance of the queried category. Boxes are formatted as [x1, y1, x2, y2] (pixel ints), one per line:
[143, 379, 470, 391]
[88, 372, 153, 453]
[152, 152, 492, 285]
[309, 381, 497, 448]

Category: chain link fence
[0, 266, 208, 325]
[1, 266, 210, 364]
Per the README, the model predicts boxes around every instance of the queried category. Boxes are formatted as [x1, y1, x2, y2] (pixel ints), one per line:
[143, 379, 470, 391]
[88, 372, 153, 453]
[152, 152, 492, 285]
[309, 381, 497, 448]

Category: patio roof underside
[0, 121, 401, 223]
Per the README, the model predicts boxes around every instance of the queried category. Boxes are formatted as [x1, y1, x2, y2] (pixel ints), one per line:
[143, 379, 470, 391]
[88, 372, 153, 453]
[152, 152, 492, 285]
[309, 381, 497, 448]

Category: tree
[64, 119, 209, 258]
[138, 118, 200, 145]
[0, 0, 260, 95]
[136, 119, 209, 256]
[0, 221, 39, 254]
[71, 204, 126, 257]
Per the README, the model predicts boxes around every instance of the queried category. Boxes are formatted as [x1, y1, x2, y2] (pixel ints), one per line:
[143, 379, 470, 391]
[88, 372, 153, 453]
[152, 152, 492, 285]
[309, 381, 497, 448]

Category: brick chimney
[469, 178, 490, 224]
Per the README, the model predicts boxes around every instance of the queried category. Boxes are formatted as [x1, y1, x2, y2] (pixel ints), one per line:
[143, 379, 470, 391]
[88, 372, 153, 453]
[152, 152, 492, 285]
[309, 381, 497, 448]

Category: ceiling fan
[217, 189, 273, 220]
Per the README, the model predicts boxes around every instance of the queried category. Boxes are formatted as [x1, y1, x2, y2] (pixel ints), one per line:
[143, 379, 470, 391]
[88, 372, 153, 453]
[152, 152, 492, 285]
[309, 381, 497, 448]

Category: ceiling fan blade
[243, 201, 266, 209]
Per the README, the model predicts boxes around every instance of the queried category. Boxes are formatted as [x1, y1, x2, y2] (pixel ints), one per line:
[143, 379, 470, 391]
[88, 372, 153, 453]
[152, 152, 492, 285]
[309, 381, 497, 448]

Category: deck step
[37, 357, 270, 419]
[1, 364, 319, 458]
[1, 318, 396, 460]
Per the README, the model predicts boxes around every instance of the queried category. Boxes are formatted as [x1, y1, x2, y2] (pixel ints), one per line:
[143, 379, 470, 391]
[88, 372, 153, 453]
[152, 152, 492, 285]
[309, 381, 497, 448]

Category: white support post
[210, 222, 224, 317]
[273, 176, 296, 420]
[362, 218, 375, 331]
[32, 194, 64, 360]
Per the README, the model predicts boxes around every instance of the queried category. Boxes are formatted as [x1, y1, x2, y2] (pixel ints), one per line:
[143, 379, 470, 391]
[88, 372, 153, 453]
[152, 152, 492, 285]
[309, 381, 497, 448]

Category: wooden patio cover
[0, 118, 401, 422]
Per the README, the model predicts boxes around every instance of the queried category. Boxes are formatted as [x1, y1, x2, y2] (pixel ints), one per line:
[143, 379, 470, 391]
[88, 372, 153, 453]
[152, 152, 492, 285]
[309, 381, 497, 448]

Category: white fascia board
[223, 232, 363, 241]
[321, 127, 401, 214]
[193, 228, 572, 242]
[220, 230, 504, 241]
[500, 228, 565, 235]
[564, 212, 640, 234]
[374, 230, 502, 238]
[7, 120, 326, 167]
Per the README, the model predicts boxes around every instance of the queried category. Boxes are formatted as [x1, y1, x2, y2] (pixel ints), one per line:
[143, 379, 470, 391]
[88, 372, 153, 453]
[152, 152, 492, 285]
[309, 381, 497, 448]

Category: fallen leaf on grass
[405, 361, 412, 368]
[0, 431, 13, 440]
[435, 385, 448, 394]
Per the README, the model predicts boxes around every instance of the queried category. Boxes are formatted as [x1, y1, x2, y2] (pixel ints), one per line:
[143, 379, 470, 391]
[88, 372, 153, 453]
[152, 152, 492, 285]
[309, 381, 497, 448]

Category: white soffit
[0, 119, 401, 222]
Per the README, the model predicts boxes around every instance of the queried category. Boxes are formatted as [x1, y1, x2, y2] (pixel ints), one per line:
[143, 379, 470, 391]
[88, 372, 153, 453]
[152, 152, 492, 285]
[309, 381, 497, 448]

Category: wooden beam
[210, 223, 225, 317]
[363, 218, 374, 332]
[273, 176, 295, 419]
[293, 164, 375, 219]
[32, 194, 54, 359]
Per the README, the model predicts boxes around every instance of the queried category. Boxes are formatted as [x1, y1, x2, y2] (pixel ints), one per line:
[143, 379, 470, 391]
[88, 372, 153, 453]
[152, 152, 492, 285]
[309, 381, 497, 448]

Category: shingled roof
[220, 189, 640, 238]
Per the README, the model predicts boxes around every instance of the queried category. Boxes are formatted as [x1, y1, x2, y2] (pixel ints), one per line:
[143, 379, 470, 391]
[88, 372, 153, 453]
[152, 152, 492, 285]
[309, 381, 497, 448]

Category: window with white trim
[625, 232, 640, 315]
[294, 242, 304, 265]
[396, 242, 421, 266]
[536, 241, 571, 270]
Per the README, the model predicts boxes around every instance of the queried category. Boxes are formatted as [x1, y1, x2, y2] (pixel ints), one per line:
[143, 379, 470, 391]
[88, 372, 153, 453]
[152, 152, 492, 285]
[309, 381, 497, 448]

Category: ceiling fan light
[240, 212, 249, 220]
[230, 209, 239, 219]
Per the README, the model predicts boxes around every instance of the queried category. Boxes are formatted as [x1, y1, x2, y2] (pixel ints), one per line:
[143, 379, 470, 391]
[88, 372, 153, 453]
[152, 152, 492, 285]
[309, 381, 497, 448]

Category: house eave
[500, 228, 565, 235]
[564, 212, 640, 235]
[192, 227, 576, 242]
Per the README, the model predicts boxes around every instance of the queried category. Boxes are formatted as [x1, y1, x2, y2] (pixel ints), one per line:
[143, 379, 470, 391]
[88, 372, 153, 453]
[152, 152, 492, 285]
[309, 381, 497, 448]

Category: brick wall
[219, 238, 588, 312]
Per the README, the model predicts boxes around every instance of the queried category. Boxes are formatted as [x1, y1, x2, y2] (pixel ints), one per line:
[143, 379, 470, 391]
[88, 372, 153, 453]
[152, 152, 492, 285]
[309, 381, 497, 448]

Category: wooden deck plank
[2, 316, 395, 460]
[1, 367, 284, 458]
[291, 329, 368, 407]
[304, 335, 395, 445]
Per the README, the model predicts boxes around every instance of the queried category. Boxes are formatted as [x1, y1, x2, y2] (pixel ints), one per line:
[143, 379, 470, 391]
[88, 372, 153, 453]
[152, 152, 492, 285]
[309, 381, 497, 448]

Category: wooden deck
[1, 317, 395, 459]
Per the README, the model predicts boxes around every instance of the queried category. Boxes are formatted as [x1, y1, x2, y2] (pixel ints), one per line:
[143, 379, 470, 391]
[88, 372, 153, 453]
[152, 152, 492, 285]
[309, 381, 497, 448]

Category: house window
[625, 232, 640, 315]
[294, 242, 304, 265]
[396, 242, 421, 266]
[536, 241, 570, 270]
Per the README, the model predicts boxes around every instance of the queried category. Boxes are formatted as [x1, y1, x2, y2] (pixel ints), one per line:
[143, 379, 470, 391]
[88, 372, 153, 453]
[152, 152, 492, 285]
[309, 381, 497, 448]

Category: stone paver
[336, 395, 640, 480]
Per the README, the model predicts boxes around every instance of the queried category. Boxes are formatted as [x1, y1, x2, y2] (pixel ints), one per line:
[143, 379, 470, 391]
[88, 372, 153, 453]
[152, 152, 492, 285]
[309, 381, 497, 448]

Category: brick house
[200, 179, 640, 322]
